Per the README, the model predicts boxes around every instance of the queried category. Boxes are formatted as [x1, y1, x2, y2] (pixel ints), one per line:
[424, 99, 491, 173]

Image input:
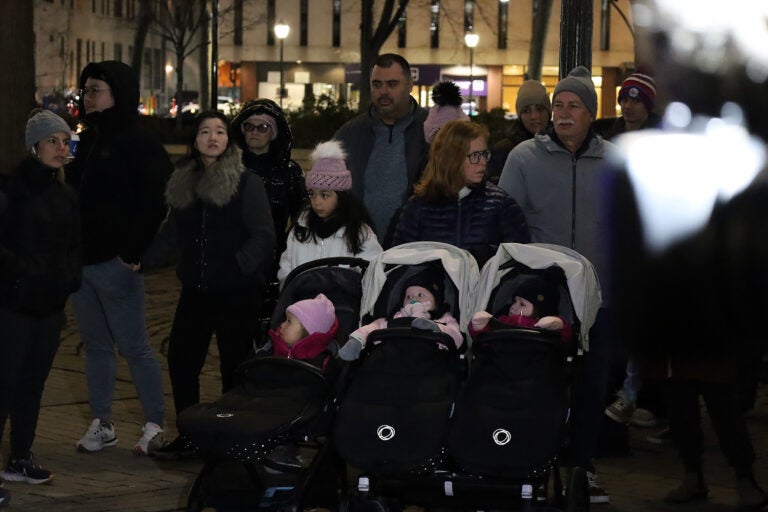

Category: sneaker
[0, 485, 9, 508]
[587, 471, 610, 504]
[134, 422, 164, 456]
[1, 456, 53, 485]
[605, 397, 635, 424]
[646, 426, 672, 445]
[76, 418, 117, 452]
[153, 435, 198, 460]
[630, 408, 660, 428]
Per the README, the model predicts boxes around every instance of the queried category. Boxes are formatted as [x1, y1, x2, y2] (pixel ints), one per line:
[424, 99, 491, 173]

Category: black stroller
[177, 257, 369, 512]
[337, 243, 602, 512]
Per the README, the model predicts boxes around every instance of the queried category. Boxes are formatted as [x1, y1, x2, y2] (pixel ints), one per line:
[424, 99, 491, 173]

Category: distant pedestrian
[67, 60, 172, 456]
[277, 140, 381, 286]
[0, 109, 81, 484]
[155, 111, 275, 458]
[334, 53, 430, 247]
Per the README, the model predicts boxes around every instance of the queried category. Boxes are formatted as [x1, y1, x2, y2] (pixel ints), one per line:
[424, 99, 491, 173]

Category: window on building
[154, 48, 163, 89]
[92, 0, 96, 13]
[397, 7, 407, 48]
[86, 39, 91, 62]
[430, 1, 440, 48]
[498, 0, 508, 49]
[333, 0, 341, 47]
[464, 0, 474, 32]
[300, 0, 308, 46]
[114, 42, 122, 61]
[114, 0, 122, 17]
[144, 48, 152, 90]
[267, 0, 275, 46]
[60, 36, 65, 58]
[101, 42, 106, 61]
[76, 39, 82, 80]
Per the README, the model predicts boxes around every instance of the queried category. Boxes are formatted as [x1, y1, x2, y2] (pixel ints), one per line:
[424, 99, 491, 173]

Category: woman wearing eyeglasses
[231, 99, 307, 275]
[392, 120, 530, 266]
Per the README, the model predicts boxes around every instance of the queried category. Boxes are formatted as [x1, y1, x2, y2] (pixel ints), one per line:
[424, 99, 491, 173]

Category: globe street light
[464, 32, 479, 116]
[274, 20, 290, 108]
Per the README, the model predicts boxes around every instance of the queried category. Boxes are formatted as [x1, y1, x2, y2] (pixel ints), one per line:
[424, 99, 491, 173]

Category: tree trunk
[0, 1, 35, 173]
[527, 0, 553, 81]
[175, 49, 186, 129]
[357, 0, 409, 112]
[130, 0, 153, 82]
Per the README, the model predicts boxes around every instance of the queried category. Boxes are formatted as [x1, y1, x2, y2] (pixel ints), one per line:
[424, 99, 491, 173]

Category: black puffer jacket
[0, 157, 82, 315]
[393, 179, 530, 265]
[67, 60, 172, 266]
[164, 146, 276, 291]
[232, 99, 306, 260]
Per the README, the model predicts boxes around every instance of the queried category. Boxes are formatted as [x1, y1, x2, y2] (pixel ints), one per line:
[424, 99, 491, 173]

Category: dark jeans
[665, 378, 755, 477]
[167, 286, 262, 415]
[568, 307, 615, 473]
[0, 307, 64, 460]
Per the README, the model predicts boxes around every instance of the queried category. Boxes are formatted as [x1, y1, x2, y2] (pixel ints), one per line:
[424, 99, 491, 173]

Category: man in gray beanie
[499, 65, 616, 504]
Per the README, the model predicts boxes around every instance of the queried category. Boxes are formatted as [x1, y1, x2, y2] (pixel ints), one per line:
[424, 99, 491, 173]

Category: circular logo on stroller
[492, 428, 511, 445]
[216, 413, 234, 418]
[377, 425, 396, 441]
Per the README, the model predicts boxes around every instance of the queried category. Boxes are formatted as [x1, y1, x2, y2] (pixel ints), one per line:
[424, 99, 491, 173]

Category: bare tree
[358, 0, 410, 112]
[130, 0, 153, 76]
[0, 1, 35, 173]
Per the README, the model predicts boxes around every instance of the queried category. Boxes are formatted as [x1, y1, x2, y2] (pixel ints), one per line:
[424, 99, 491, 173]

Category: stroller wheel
[565, 467, 590, 512]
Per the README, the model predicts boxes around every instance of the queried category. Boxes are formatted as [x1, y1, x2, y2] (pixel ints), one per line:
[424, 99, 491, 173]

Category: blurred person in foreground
[67, 60, 172, 456]
[607, 1, 768, 509]
[0, 110, 81, 485]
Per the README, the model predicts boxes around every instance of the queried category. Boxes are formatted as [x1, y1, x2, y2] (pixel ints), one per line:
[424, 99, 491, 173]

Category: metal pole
[468, 48, 474, 116]
[210, 0, 218, 110]
[279, 38, 284, 108]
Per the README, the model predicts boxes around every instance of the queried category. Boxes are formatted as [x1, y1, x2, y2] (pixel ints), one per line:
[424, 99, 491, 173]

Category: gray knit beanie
[516, 79, 551, 116]
[25, 109, 71, 150]
[553, 66, 598, 117]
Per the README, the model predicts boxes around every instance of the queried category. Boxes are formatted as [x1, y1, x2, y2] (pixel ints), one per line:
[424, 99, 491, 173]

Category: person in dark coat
[0, 109, 81, 485]
[67, 60, 172, 456]
[392, 120, 529, 267]
[231, 98, 306, 273]
[155, 111, 276, 458]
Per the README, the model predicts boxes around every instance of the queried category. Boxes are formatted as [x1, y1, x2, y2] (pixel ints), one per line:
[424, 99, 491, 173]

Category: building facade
[216, 0, 638, 117]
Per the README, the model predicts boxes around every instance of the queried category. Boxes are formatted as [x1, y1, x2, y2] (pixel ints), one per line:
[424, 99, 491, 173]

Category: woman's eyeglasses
[467, 150, 492, 164]
[242, 122, 271, 134]
[79, 86, 111, 98]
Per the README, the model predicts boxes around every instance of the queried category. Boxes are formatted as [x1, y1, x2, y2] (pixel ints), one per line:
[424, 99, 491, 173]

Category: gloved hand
[471, 311, 493, 331]
[400, 301, 432, 319]
[338, 336, 364, 361]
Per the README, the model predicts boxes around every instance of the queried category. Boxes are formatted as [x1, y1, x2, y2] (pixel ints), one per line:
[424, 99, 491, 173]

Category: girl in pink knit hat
[268, 293, 339, 369]
[277, 140, 382, 286]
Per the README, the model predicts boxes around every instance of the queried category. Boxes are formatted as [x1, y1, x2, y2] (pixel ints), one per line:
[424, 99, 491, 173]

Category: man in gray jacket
[499, 66, 616, 505]
[334, 53, 429, 247]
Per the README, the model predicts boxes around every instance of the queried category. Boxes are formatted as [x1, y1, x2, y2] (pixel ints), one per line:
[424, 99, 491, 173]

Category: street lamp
[464, 31, 479, 116]
[274, 20, 290, 108]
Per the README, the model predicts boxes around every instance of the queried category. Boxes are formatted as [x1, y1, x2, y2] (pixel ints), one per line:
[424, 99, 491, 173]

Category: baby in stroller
[338, 265, 462, 361]
[470, 270, 573, 343]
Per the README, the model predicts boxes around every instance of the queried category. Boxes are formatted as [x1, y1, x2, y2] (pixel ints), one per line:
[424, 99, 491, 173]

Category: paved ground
[1, 265, 767, 511]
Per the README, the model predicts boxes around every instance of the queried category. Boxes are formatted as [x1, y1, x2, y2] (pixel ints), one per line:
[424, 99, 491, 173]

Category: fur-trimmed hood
[165, 145, 244, 209]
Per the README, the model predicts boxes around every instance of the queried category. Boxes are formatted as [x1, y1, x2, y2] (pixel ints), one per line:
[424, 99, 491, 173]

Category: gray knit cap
[553, 66, 598, 117]
[25, 109, 71, 150]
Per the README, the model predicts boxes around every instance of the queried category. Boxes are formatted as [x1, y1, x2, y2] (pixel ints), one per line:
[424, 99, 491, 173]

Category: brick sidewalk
[1, 266, 767, 511]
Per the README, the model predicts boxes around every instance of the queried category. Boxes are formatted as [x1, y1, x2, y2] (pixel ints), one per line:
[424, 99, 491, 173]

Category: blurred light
[663, 102, 692, 129]
[274, 21, 290, 40]
[165, 64, 173, 73]
[464, 32, 479, 48]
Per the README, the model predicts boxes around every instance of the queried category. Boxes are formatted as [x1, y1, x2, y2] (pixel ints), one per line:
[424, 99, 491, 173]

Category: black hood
[232, 98, 294, 166]
[78, 60, 140, 122]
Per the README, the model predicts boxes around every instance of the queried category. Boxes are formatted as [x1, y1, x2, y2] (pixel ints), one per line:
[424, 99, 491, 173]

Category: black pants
[665, 378, 755, 477]
[0, 307, 64, 460]
[167, 287, 261, 415]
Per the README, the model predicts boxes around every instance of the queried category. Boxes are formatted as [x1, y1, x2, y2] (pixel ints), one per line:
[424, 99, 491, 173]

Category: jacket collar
[165, 145, 244, 209]
[270, 317, 339, 360]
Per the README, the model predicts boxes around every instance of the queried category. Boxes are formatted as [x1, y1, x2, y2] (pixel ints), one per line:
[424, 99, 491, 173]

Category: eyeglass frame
[241, 122, 271, 134]
[79, 86, 111, 98]
[466, 150, 492, 164]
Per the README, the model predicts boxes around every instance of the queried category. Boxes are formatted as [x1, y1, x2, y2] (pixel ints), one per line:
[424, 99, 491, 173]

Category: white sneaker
[134, 422, 164, 456]
[604, 397, 635, 424]
[587, 471, 610, 504]
[630, 407, 660, 428]
[76, 419, 117, 452]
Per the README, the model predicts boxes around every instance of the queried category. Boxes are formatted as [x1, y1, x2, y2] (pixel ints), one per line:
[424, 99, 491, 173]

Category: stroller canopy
[473, 243, 602, 350]
[359, 241, 480, 332]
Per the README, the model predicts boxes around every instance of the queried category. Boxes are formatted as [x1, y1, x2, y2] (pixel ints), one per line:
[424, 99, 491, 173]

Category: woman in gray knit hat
[0, 109, 81, 486]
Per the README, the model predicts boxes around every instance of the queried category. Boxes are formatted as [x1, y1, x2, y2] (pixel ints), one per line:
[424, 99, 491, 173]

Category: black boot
[665, 471, 708, 504]
[736, 476, 768, 511]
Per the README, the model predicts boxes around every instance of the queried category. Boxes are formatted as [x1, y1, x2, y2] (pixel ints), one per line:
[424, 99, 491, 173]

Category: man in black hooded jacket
[66, 60, 172, 456]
